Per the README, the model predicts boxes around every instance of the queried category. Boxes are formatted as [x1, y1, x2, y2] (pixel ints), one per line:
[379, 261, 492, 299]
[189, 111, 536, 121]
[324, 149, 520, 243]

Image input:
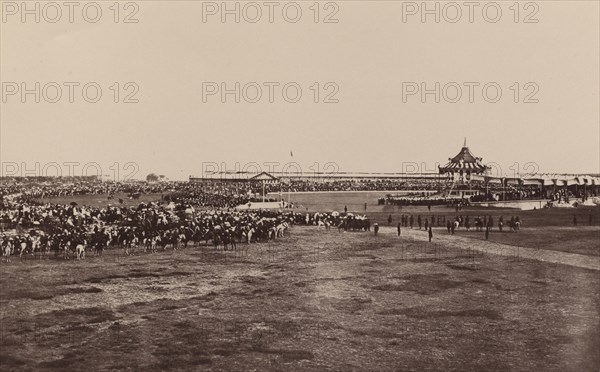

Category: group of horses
[0, 217, 292, 262]
[295, 212, 371, 232]
[0, 234, 86, 262]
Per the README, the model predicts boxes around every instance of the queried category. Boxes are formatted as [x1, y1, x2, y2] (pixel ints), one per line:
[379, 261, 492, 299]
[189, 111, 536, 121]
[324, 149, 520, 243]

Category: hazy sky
[1, 1, 599, 180]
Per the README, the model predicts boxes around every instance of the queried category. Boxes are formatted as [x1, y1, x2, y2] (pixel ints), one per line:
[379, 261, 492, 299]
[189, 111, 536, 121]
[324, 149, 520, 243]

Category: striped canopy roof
[439, 161, 488, 172]
[439, 140, 489, 174]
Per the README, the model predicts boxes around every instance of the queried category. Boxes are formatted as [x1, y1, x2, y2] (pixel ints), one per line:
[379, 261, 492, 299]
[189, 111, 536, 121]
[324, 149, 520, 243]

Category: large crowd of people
[0, 177, 174, 200]
[262, 179, 444, 193]
[379, 194, 470, 208]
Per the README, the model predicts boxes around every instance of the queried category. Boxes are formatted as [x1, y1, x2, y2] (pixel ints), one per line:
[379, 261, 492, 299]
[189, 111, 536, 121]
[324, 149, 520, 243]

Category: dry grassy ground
[450, 227, 600, 257]
[1, 226, 598, 371]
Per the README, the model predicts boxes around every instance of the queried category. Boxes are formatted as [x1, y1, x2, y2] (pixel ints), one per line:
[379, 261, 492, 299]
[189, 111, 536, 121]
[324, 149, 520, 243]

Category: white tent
[522, 179, 542, 186]
[234, 202, 284, 211]
[485, 176, 503, 185]
[566, 178, 579, 186]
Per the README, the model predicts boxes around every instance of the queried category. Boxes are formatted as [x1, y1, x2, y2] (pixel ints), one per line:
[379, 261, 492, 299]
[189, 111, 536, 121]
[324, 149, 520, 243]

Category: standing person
[364, 202, 367, 212]
[374, 223, 379, 236]
[446, 220, 452, 233]
[344, 205, 348, 214]
[488, 216, 494, 231]
[485, 225, 489, 240]
[428, 226, 433, 242]
[388, 214, 393, 226]
[424, 219, 429, 231]
[397, 222, 401, 237]
[417, 215, 422, 230]
[451, 221, 455, 235]
[409, 215, 414, 229]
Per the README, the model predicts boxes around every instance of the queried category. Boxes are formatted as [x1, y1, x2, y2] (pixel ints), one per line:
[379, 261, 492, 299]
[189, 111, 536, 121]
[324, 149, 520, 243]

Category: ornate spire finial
[463, 137, 467, 147]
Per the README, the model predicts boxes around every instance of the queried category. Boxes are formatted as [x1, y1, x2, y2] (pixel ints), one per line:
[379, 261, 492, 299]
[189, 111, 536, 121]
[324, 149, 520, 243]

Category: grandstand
[188, 140, 600, 199]
[189, 171, 440, 183]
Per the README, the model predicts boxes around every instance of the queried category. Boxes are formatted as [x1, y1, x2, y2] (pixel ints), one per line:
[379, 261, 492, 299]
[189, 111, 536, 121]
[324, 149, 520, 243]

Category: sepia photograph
[1, 1, 599, 371]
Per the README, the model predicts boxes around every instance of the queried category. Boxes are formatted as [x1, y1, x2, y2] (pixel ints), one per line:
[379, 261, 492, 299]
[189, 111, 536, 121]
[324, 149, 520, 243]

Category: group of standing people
[384, 213, 523, 243]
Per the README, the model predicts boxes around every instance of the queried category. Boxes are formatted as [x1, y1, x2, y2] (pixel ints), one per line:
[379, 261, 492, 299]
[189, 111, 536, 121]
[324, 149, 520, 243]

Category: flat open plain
[1, 216, 599, 371]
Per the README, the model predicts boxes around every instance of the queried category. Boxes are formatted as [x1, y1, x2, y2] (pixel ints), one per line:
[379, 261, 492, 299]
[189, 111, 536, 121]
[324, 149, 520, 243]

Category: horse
[191, 229, 205, 247]
[241, 227, 255, 244]
[95, 240, 105, 257]
[2, 242, 11, 262]
[268, 226, 277, 240]
[92, 233, 108, 257]
[129, 237, 139, 254]
[63, 241, 72, 260]
[159, 233, 170, 251]
[75, 243, 86, 259]
[142, 236, 151, 252]
[178, 233, 188, 249]
[223, 231, 236, 251]
[201, 230, 213, 247]
[320, 220, 331, 230]
[31, 236, 41, 257]
[276, 222, 289, 238]
[212, 233, 222, 250]
[43, 237, 52, 256]
[150, 236, 160, 253]
[18, 240, 29, 258]
[122, 238, 131, 256]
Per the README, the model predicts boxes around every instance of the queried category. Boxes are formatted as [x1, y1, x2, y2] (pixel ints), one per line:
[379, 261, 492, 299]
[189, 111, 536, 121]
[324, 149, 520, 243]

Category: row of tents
[470, 174, 600, 187]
